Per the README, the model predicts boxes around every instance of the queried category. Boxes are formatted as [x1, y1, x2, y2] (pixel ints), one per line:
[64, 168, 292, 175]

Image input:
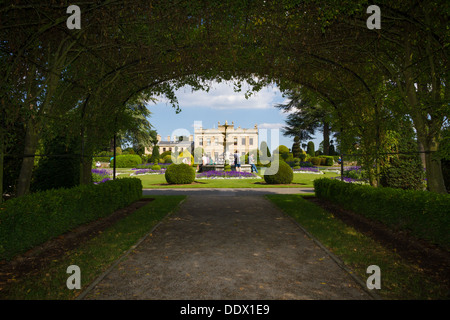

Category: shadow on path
[81, 194, 373, 300]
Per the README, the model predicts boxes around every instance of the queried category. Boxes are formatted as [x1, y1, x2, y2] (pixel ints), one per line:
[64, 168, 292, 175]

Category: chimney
[189, 135, 193, 141]
[157, 134, 161, 142]
[167, 135, 170, 141]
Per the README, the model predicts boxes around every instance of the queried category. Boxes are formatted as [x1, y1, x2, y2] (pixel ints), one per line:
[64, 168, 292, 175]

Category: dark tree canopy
[1, 0, 448, 195]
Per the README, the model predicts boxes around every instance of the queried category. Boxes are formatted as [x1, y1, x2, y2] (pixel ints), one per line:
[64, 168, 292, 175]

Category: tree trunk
[81, 155, 93, 185]
[16, 119, 39, 196]
[417, 139, 426, 170]
[403, 34, 447, 194]
[419, 136, 446, 193]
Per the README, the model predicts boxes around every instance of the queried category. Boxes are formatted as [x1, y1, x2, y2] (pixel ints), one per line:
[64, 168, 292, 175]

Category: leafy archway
[1, 0, 448, 196]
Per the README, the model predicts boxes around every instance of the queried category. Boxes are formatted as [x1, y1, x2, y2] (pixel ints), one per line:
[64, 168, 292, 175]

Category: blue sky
[145, 80, 322, 153]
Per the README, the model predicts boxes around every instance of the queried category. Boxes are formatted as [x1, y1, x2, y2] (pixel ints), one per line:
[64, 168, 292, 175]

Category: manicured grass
[266, 194, 448, 300]
[131, 171, 338, 188]
[1, 195, 186, 300]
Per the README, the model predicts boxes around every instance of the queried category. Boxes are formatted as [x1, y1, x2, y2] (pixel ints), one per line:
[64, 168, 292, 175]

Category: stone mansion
[145, 121, 259, 163]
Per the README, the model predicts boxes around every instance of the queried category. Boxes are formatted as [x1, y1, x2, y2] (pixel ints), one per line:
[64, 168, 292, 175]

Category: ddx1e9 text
[180, 304, 269, 317]
[225, 305, 269, 315]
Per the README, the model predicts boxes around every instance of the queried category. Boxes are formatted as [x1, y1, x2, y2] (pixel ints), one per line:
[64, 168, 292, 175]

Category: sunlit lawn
[267, 194, 448, 300]
[2, 195, 186, 300]
[119, 170, 339, 188]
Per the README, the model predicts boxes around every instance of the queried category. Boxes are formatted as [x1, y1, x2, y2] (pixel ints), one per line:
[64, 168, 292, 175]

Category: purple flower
[196, 170, 257, 178]
[331, 176, 366, 183]
[94, 177, 111, 184]
[134, 168, 166, 175]
[344, 166, 362, 172]
[92, 168, 111, 176]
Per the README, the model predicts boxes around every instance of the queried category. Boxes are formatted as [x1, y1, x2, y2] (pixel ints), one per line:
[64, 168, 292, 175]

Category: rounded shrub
[165, 163, 195, 184]
[263, 160, 294, 184]
[151, 165, 161, 170]
[224, 164, 231, 172]
[163, 154, 173, 164]
[115, 154, 143, 168]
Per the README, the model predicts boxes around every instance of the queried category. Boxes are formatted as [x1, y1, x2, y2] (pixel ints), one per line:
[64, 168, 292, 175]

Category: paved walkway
[80, 190, 374, 300]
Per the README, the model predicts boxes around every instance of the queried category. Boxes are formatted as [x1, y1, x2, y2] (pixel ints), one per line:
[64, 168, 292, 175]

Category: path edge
[75, 197, 188, 300]
[263, 195, 383, 301]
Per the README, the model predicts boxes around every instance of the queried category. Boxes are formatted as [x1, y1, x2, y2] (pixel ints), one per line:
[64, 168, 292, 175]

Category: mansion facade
[144, 134, 194, 155]
[194, 121, 258, 163]
[145, 121, 258, 164]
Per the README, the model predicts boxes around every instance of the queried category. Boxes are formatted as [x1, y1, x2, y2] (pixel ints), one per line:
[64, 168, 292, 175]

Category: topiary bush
[264, 160, 294, 184]
[165, 163, 195, 184]
[115, 154, 143, 168]
[162, 154, 173, 164]
[151, 165, 161, 170]
[310, 157, 321, 166]
[307, 141, 315, 157]
[320, 156, 334, 166]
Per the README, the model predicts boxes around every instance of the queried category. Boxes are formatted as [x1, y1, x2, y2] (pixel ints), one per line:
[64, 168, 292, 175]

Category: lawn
[1, 195, 186, 300]
[266, 194, 448, 300]
[121, 170, 339, 188]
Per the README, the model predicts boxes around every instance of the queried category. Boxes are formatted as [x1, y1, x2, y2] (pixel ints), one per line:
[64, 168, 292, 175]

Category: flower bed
[330, 176, 367, 184]
[196, 170, 259, 179]
[292, 167, 322, 174]
[92, 168, 112, 184]
[134, 163, 172, 169]
[131, 168, 166, 175]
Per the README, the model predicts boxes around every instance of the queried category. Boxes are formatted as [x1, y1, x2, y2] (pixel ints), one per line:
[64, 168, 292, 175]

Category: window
[207, 138, 211, 146]
[199, 138, 203, 146]
[249, 138, 253, 145]
[234, 137, 238, 145]
[163, 148, 166, 152]
[242, 138, 246, 145]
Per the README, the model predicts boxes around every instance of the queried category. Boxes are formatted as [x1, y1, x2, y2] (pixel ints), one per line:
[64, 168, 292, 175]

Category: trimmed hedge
[0, 178, 142, 261]
[165, 163, 195, 184]
[313, 178, 450, 249]
[310, 157, 321, 166]
[264, 160, 294, 184]
[320, 156, 334, 166]
[114, 154, 143, 168]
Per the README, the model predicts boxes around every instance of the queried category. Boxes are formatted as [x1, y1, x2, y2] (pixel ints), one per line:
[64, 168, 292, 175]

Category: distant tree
[292, 136, 301, 158]
[150, 146, 160, 164]
[307, 141, 315, 158]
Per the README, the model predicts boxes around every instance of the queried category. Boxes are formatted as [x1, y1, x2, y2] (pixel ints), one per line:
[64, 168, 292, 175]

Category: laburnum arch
[1, 0, 448, 195]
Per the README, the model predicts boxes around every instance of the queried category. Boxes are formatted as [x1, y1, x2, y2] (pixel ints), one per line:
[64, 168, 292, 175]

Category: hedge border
[313, 178, 450, 249]
[0, 178, 142, 261]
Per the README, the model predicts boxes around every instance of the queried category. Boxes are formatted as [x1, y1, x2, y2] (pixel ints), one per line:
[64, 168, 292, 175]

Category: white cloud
[157, 80, 281, 110]
[258, 123, 285, 130]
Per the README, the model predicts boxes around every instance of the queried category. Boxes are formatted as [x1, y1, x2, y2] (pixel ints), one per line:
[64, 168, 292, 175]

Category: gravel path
[80, 193, 373, 300]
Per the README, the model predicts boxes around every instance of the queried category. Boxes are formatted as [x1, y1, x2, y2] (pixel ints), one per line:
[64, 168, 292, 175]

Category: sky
[145, 80, 323, 153]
